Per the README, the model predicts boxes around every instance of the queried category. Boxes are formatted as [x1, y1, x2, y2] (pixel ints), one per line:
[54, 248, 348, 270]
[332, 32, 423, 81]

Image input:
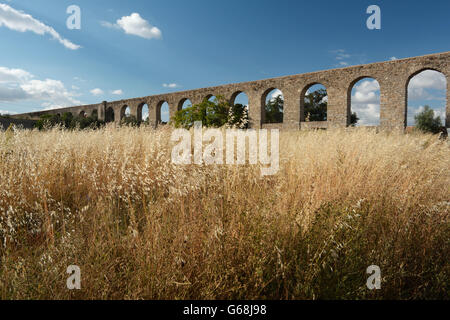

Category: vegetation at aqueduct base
[0, 126, 448, 299]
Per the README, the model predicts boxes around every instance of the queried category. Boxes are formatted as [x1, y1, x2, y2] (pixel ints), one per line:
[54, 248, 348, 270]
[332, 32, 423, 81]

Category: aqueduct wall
[12, 51, 450, 129]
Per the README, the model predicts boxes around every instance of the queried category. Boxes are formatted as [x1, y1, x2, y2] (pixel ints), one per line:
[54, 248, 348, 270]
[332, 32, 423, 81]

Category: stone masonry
[12, 51, 450, 130]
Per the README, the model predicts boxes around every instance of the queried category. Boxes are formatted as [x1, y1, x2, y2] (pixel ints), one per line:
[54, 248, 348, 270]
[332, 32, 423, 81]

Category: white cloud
[0, 109, 17, 115]
[0, 66, 80, 108]
[407, 105, 445, 126]
[163, 83, 179, 88]
[90, 88, 104, 96]
[389, 56, 398, 61]
[102, 13, 162, 40]
[22, 79, 81, 109]
[0, 86, 28, 102]
[351, 79, 381, 126]
[408, 70, 446, 100]
[270, 89, 283, 100]
[111, 89, 123, 95]
[352, 80, 380, 104]
[0, 66, 33, 83]
[352, 103, 380, 126]
[0, 3, 80, 50]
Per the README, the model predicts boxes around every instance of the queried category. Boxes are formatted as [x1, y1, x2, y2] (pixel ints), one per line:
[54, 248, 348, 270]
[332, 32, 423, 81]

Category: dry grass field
[0, 126, 448, 299]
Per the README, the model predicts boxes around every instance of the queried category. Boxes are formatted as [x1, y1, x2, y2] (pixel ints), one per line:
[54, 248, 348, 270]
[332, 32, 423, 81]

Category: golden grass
[0, 126, 448, 299]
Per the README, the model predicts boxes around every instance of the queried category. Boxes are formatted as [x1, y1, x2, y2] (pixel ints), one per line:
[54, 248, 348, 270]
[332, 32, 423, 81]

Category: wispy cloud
[0, 3, 81, 50]
[163, 83, 179, 88]
[90, 88, 104, 96]
[330, 49, 366, 68]
[111, 89, 123, 95]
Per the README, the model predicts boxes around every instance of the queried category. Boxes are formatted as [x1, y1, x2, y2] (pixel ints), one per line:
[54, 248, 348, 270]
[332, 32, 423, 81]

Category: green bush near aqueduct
[172, 95, 249, 129]
[414, 105, 443, 134]
[35, 112, 105, 130]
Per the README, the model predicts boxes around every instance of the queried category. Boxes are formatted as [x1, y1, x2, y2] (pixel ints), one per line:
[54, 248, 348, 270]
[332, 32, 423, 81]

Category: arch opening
[207, 95, 218, 104]
[301, 83, 328, 123]
[348, 78, 380, 127]
[79, 111, 87, 118]
[407, 69, 447, 130]
[231, 91, 249, 107]
[120, 105, 131, 120]
[137, 103, 149, 122]
[230, 91, 249, 129]
[262, 88, 284, 124]
[158, 101, 170, 124]
[178, 98, 192, 111]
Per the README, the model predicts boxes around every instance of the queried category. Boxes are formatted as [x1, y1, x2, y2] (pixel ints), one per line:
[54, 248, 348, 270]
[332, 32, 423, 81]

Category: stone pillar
[147, 102, 158, 128]
[327, 86, 347, 129]
[113, 106, 122, 125]
[169, 102, 178, 124]
[130, 104, 138, 120]
[98, 101, 106, 121]
[283, 90, 300, 130]
[380, 78, 406, 131]
[446, 74, 450, 128]
[247, 91, 262, 129]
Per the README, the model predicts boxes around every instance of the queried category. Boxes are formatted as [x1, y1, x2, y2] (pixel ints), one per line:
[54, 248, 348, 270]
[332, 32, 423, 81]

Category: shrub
[36, 112, 105, 130]
[414, 105, 442, 134]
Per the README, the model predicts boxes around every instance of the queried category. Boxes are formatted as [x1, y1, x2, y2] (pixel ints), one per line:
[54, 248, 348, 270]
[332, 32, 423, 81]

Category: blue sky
[0, 0, 448, 125]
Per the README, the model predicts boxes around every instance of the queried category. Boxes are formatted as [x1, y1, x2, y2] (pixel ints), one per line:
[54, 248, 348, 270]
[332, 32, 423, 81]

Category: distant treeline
[35, 112, 149, 130]
[0, 116, 37, 130]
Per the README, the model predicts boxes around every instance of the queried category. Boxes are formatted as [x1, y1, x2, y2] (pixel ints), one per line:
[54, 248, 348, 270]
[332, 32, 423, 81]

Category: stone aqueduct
[13, 51, 450, 130]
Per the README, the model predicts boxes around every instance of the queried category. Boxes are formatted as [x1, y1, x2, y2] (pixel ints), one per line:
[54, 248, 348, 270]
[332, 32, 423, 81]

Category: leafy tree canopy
[172, 95, 248, 129]
[414, 105, 442, 134]
[265, 95, 284, 123]
[304, 89, 327, 122]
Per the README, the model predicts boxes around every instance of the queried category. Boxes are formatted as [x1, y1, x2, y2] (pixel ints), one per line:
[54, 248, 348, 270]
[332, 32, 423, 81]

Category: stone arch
[229, 91, 249, 128]
[300, 83, 328, 123]
[406, 68, 447, 128]
[157, 101, 170, 124]
[230, 91, 249, 106]
[105, 107, 115, 123]
[137, 102, 149, 122]
[79, 111, 87, 118]
[262, 87, 284, 124]
[178, 98, 192, 111]
[120, 105, 131, 120]
[347, 77, 381, 126]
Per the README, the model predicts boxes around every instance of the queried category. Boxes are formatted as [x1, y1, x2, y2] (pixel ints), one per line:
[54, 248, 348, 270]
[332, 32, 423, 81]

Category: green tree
[304, 89, 327, 122]
[172, 95, 230, 129]
[120, 115, 140, 127]
[36, 112, 105, 130]
[227, 103, 249, 129]
[265, 95, 284, 123]
[414, 105, 442, 134]
[350, 112, 359, 127]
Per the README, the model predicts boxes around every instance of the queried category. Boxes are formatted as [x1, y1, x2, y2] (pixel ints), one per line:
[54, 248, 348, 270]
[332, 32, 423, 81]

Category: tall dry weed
[0, 126, 448, 299]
